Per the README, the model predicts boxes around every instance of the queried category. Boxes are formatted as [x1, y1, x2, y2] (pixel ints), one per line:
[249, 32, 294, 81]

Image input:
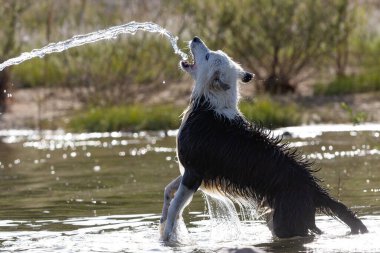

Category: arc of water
[0, 21, 188, 71]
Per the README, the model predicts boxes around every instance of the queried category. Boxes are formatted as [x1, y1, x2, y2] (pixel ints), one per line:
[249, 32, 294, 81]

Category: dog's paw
[161, 231, 172, 242]
[158, 220, 167, 240]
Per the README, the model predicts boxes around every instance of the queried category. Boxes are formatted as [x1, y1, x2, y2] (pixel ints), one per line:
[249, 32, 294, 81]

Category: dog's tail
[317, 193, 368, 234]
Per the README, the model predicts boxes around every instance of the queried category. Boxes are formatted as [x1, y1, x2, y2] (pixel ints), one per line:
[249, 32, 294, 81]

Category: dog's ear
[240, 71, 254, 83]
[209, 71, 230, 91]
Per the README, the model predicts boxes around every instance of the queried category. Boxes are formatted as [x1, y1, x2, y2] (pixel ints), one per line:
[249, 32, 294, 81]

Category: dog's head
[180, 37, 253, 94]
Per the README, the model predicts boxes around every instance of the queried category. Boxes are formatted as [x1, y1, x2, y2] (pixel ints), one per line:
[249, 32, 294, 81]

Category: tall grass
[240, 97, 301, 129]
[69, 97, 302, 132]
[314, 73, 380, 96]
[69, 104, 184, 132]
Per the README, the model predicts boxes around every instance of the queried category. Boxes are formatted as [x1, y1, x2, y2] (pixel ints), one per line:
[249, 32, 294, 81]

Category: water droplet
[93, 165, 101, 172]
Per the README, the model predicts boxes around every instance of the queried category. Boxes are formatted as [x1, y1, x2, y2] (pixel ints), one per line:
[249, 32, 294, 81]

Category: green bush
[315, 73, 380, 96]
[239, 97, 301, 129]
[12, 56, 65, 87]
[68, 104, 184, 132]
[69, 97, 302, 132]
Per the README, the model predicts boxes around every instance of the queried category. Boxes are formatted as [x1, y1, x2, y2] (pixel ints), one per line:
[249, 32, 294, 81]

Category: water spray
[0, 21, 188, 71]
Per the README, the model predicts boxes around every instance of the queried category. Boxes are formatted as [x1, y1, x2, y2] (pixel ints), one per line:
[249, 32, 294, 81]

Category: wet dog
[160, 37, 368, 241]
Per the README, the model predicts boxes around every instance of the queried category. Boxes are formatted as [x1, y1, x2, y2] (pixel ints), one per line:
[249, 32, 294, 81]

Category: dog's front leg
[159, 175, 182, 237]
[162, 170, 202, 241]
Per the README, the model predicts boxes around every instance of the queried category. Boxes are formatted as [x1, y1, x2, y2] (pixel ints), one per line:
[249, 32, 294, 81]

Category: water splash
[0, 21, 188, 71]
[202, 193, 241, 241]
[200, 189, 263, 242]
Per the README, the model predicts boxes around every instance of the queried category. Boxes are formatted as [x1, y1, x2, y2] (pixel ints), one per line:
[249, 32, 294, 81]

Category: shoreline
[1, 85, 379, 130]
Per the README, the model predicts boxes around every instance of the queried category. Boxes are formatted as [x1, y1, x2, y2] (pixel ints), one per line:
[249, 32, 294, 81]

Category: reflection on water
[0, 124, 379, 252]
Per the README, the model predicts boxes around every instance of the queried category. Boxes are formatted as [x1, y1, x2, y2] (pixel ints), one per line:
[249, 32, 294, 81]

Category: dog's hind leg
[159, 175, 182, 235]
[272, 192, 317, 238]
[162, 170, 202, 241]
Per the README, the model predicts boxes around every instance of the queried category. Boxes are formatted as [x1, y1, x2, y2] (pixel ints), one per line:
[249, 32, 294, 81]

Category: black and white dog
[160, 37, 368, 241]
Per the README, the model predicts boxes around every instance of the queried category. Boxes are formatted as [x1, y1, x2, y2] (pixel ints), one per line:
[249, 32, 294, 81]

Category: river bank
[1, 83, 379, 130]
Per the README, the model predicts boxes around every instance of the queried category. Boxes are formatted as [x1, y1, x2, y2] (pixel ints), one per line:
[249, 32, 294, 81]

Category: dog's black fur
[178, 96, 368, 238]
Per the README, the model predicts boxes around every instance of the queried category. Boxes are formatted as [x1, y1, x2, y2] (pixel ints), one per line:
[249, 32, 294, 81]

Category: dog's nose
[192, 36, 201, 43]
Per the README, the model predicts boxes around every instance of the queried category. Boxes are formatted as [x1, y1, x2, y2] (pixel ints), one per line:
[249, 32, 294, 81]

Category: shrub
[314, 73, 380, 96]
[239, 97, 301, 129]
[69, 97, 302, 132]
[12, 56, 65, 87]
[68, 104, 184, 132]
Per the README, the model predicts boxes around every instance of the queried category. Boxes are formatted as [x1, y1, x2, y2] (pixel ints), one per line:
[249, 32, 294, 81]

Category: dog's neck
[190, 80, 240, 120]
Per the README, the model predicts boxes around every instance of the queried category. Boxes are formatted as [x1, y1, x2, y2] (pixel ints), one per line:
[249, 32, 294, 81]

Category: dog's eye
[205, 53, 210, 61]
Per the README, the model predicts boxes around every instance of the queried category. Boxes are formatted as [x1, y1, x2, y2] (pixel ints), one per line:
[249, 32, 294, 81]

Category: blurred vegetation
[69, 104, 184, 132]
[174, 0, 357, 93]
[1, 0, 380, 129]
[240, 97, 301, 128]
[68, 97, 301, 132]
[340, 102, 367, 125]
[314, 74, 380, 95]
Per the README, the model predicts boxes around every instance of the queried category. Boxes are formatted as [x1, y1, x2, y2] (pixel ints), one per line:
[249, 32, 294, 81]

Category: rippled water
[0, 124, 380, 252]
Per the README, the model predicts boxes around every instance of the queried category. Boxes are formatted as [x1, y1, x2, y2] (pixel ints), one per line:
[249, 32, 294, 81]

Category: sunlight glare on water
[0, 21, 188, 71]
[0, 124, 380, 252]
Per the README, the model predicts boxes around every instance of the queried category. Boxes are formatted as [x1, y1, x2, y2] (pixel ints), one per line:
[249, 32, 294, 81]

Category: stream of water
[0, 21, 188, 71]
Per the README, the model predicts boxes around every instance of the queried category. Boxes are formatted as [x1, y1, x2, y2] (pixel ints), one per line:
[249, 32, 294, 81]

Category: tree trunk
[0, 67, 11, 113]
[264, 74, 295, 94]
[263, 44, 295, 94]
[1, 2, 28, 114]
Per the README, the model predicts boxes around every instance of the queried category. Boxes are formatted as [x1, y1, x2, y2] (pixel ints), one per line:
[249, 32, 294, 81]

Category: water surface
[0, 124, 379, 252]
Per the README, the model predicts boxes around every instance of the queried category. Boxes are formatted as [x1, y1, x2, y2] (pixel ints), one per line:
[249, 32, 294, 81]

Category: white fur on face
[181, 38, 246, 119]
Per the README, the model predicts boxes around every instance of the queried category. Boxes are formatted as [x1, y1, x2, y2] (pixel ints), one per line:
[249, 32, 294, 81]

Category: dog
[159, 37, 368, 241]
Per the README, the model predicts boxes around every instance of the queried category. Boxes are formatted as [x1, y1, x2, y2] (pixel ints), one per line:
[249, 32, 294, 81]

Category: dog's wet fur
[160, 37, 368, 241]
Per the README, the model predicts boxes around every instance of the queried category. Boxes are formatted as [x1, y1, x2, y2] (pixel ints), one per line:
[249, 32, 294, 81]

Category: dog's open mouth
[180, 50, 195, 69]
[181, 58, 195, 69]
[181, 60, 194, 69]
